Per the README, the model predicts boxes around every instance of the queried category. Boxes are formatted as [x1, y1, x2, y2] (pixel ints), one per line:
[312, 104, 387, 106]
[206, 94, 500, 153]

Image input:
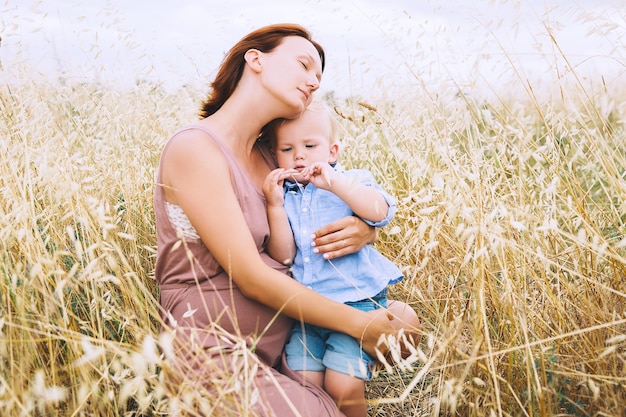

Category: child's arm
[263, 168, 297, 265]
[303, 162, 390, 223]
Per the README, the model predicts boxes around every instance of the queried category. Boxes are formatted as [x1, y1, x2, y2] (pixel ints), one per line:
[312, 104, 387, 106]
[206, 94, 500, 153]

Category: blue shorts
[284, 289, 388, 380]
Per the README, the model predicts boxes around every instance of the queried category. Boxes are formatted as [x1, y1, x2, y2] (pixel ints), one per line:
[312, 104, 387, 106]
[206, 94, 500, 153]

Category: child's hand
[301, 162, 337, 190]
[262, 168, 287, 207]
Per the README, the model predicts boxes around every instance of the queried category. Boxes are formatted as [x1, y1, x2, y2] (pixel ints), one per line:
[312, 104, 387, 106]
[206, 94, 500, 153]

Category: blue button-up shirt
[284, 163, 403, 303]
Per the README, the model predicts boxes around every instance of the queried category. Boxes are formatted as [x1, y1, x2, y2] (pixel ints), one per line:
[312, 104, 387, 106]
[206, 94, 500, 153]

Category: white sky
[1, 0, 624, 98]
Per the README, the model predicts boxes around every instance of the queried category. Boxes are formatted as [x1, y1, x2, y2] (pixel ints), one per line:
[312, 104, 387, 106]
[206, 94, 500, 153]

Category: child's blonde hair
[304, 99, 340, 145]
[263, 99, 340, 148]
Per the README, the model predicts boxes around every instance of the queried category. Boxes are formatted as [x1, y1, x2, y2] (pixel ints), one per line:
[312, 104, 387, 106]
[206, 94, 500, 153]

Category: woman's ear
[244, 49, 263, 73]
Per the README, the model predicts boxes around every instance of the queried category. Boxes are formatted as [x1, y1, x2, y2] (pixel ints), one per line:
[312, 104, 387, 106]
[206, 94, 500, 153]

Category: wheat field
[2, 5, 626, 417]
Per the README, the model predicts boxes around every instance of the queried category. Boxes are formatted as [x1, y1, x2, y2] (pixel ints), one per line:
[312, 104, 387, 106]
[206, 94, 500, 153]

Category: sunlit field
[2, 3, 626, 417]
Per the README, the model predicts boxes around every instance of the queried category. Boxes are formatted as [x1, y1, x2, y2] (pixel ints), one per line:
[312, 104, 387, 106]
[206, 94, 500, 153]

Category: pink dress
[154, 124, 343, 416]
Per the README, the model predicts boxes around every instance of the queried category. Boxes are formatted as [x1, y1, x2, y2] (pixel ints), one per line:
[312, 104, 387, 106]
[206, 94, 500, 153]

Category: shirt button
[304, 257, 310, 263]
[302, 207, 308, 212]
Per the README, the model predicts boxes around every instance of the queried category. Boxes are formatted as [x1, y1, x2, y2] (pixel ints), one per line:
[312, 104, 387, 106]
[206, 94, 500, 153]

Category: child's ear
[328, 142, 340, 164]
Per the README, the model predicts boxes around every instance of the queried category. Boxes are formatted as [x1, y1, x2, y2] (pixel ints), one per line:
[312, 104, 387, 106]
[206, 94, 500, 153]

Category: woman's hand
[359, 308, 397, 358]
[360, 303, 421, 361]
[311, 216, 377, 260]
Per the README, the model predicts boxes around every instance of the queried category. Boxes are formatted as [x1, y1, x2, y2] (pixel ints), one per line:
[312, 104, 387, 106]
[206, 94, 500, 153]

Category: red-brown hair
[199, 24, 325, 119]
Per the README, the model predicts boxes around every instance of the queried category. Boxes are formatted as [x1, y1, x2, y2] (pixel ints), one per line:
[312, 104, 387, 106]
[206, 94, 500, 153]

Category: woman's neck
[203, 91, 276, 158]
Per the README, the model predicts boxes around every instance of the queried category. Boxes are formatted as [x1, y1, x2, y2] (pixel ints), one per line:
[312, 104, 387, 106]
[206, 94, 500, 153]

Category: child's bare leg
[324, 369, 367, 417]
[295, 370, 324, 388]
[387, 300, 421, 357]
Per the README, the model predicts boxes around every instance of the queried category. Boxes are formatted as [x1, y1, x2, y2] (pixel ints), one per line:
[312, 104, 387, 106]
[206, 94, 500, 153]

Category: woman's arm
[161, 132, 395, 355]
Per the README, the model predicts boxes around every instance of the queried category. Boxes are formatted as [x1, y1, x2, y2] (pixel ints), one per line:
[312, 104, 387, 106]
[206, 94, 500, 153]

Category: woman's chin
[284, 109, 304, 121]
[282, 100, 307, 120]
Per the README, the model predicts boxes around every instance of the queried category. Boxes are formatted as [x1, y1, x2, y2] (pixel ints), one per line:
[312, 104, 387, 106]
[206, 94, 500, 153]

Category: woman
[154, 24, 419, 416]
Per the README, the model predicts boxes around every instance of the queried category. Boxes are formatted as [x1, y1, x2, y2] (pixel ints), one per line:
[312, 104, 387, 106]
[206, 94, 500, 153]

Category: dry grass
[334, 75, 626, 416]
[2, 5, 626, 417]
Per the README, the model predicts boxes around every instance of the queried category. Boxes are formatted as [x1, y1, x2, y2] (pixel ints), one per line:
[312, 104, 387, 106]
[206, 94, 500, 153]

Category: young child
[262, 100, 403, 417]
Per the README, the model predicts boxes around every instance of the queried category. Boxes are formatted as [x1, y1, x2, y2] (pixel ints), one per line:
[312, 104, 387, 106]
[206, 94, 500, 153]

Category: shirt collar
[284, 180, 301, 193]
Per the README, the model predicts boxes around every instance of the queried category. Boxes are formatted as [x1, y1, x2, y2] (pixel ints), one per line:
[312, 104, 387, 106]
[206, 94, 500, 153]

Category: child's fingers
[280, 169, 299, 181]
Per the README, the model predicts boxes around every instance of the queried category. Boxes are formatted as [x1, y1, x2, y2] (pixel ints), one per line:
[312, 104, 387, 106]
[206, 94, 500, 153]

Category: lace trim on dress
[165, 202, 200, 240]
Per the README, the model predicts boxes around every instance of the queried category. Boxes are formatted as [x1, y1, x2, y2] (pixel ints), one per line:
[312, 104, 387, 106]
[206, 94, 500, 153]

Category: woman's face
[259, 36, 323, 116]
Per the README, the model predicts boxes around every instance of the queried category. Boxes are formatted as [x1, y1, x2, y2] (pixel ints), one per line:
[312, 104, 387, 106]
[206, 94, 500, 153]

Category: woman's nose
[307, 74, 320, 92]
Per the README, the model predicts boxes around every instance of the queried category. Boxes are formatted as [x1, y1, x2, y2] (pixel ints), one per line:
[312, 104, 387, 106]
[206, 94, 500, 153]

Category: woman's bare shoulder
[160, 126, 230, 202]
[162, 125, 227, 167]
[166, 124, 221, 152]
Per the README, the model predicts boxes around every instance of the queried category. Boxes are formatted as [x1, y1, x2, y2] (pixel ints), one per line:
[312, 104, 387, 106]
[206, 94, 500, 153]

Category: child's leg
[321, 329, 372, 417]
[324, 369, 367, 417]
[285, 322, 327, 388]
[294, 370, 324, 388]
[318, 295, 386, 417]
[387, 299, 421, 358]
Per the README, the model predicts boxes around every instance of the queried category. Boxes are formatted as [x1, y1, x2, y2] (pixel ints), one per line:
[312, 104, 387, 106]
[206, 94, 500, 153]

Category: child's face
[274, 109, 339, 172]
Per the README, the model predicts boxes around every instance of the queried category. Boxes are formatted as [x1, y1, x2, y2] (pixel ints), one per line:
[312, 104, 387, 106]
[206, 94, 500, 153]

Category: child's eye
[300, 61, 308, 70]
[280, 147, 292, 152]
[305, 144, 316, 148]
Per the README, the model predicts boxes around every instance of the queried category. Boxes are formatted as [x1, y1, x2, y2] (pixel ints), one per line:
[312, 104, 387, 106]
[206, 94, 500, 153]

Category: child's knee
[324, 371, 365, 401]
